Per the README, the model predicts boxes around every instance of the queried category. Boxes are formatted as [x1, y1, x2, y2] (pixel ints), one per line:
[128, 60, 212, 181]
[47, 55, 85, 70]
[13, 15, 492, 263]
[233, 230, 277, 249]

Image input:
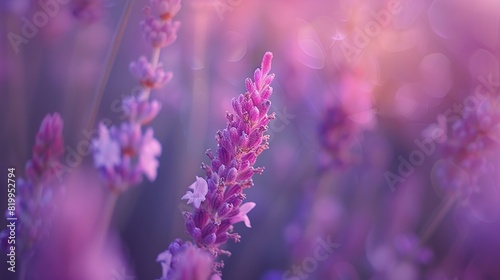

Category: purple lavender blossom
[93, 124, 121, 170]
[318, 105, 364, 168]
[157, 239, 218, 280]
[25, 113, 64, 182]
[182, 52, 275, 255]
[369, 233, 433, 280]
[0, 113, 65, 260]
[393, 234, 433, 264]
[31, 177, 129, 280]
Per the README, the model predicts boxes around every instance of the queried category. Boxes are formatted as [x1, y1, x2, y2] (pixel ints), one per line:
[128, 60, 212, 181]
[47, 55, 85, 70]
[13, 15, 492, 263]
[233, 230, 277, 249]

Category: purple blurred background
[2, 0, 500, 279]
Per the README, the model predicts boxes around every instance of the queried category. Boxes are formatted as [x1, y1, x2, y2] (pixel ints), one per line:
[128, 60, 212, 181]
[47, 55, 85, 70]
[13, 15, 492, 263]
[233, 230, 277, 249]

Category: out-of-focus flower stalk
[0, 113, 65, 280]
[92, 0, 182, 247]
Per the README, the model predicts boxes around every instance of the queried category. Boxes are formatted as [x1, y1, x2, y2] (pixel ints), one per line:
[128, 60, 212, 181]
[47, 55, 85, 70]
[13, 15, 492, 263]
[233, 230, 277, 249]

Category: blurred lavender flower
[92, 0, 182, 192]
[1, 113, 64, 261]
[318, 69, 376, 170]
[141, 18, 181, 49]
[181, 176, 209, 208]
[30, 175, 129, 280]
[393, 234, 433, 264]
[433, 96, 500, 204]
[71, 0, 105, 22]
[156, 239, 218, 280]
[93, 124, 121, 170]
[129, 56, 173, 90]
[25, 113, 64, 182]
[141, 0, 182, 49]
[370, 233, 433, 280]
[92, 121, 161, 192]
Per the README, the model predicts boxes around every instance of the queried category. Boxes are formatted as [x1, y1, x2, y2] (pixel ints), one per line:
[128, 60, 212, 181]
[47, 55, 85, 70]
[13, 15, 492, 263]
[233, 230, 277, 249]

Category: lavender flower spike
[26, 113, 64, 182]
[1, 113, 65, 260]
[182, 52, 275, 256]
[92, 0, 182, 193]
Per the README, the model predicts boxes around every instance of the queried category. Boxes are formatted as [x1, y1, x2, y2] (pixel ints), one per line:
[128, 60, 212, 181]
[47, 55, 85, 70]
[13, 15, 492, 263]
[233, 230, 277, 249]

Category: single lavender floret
[26, 113, 64, 182]
[123, 94, 163, 125]
[182, 176, 209, 208]
[130, 56, 173, 90]
[92, 120, 161, 192]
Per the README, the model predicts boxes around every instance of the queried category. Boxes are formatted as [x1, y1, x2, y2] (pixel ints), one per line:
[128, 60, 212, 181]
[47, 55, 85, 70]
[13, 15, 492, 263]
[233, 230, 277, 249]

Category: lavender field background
[1, 0, 500, 279]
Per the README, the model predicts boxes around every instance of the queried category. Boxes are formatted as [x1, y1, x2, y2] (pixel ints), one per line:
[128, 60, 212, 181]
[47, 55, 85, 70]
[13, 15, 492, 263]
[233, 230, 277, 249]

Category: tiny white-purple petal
[92, 123, 121, 170]
[181, 176, 208, 208]
[230, 202, 256, 228]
